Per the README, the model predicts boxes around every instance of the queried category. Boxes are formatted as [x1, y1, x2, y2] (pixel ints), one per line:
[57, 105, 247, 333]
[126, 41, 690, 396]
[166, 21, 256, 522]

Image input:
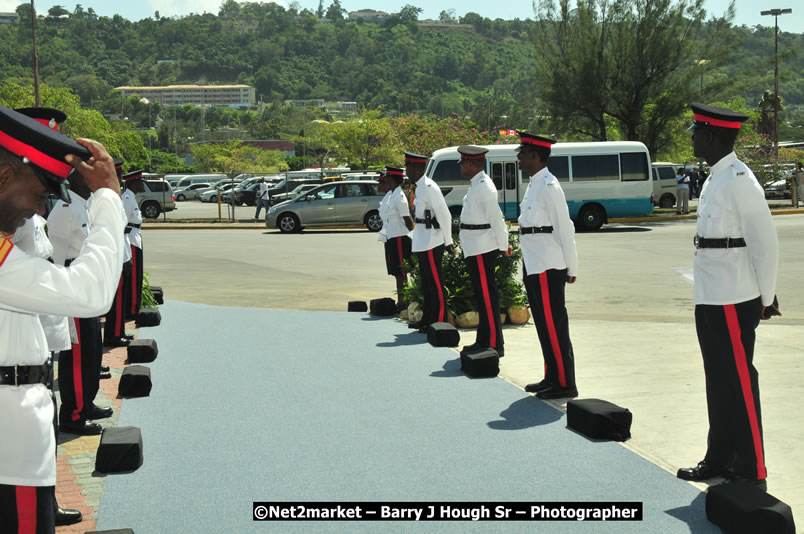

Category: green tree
[325, 0, 344, 21]
[399, 5, 423, 23]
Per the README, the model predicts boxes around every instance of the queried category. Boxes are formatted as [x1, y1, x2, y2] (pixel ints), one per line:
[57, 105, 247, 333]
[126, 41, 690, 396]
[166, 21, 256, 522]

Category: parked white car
[199, 183, 237, 203]
[174, 183, 211, 201]
[136, 180, 177, 219]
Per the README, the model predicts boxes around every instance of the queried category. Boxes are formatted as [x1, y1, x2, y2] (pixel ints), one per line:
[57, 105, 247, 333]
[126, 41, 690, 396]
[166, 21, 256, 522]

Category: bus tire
[576, 204, 605, 231]
[659, 194, 676, 209]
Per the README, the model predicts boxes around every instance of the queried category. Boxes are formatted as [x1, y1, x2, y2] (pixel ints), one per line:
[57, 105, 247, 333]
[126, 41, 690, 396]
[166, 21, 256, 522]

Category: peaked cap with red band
[404, 152, 428, 165]
[385, 166, 404, 177]
[0, 105, 90, 203]
[122, 169, 144, 182]
[113, 157, 124, 179]
[688, 103, 748, 131]
[457, 145, 488, 160]
[517, 131, 556, 149]
[15, 107, 67, 131]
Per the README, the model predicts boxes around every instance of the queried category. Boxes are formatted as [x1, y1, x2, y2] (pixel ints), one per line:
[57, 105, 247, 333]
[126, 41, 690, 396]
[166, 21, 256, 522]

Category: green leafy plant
[401, 228, 527, 316]
[141, 271, 158, 309]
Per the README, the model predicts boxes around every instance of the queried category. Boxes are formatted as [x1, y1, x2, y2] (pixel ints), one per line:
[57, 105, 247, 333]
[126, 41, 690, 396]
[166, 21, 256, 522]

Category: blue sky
[0, 0, 800, 33]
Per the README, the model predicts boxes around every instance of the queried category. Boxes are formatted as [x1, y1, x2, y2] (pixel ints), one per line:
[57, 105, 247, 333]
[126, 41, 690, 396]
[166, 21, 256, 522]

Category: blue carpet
[97, 301, 718, 533]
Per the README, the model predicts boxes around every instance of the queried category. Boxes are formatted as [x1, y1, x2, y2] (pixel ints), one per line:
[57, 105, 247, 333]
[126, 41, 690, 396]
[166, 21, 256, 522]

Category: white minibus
[425, 141, 654, 231]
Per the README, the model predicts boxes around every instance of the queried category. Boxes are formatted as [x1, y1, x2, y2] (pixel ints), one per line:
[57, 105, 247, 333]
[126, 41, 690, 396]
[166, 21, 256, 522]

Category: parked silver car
[266, 181, 383, 233]
[136, 180, 177, 219]
[174, 183, 211, 201]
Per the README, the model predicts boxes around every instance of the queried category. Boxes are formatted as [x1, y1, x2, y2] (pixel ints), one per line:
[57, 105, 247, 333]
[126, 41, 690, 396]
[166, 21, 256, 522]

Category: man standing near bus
[516, 132, 579, 400]
[457, 146, 511, 357]
[676, 103, 779, 491]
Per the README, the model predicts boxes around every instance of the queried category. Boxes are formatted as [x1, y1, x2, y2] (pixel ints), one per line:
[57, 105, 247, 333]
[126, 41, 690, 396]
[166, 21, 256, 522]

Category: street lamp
[760, 8, 792, 168]
[140, 97, 152, 172]
[696, 59, 709, 96]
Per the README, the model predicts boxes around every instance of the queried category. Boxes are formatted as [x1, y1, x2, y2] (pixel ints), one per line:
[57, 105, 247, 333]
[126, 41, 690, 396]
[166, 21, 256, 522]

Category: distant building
[0, 12, 20, 24]
[115, 84, 256, 108]
[284, 99, 325, 108]
[333, 102, 358, 110]
[348, 10, 390, 22]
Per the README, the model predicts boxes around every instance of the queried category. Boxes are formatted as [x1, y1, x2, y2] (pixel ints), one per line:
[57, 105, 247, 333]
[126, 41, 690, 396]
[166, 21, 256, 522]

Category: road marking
[674, 267, 694, 285]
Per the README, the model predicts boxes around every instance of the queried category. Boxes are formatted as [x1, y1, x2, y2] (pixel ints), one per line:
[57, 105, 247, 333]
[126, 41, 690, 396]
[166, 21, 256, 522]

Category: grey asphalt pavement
[142, 214, 804, 528]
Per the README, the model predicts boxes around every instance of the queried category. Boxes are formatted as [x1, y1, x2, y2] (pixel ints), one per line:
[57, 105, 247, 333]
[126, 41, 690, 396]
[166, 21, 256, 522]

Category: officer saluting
[676, 103, 779, 491]
[0, 105, 125, 533]
[379, 166, 414, 310]
[516, 132, 579, 400]
[457, 146, 511, 356]
[407, 152, 454, 332]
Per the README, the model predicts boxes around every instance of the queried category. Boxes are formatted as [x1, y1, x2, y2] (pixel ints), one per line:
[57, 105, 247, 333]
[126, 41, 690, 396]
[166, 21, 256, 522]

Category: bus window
[505, 163, 517, 190]
[491, 163, 503, 190]
[431, 159, 462, 184]
[571, 154, 619, 182]
[547, 155, 570, 182]
[621, 152, 649, 181]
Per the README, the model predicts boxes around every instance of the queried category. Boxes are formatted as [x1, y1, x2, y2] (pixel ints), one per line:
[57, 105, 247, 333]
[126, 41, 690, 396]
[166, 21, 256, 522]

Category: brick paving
[54, 320, 136, 533]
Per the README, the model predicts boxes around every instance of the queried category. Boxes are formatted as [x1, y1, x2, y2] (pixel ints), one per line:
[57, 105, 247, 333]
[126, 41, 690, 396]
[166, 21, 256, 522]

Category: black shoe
[85, 404, 113, 420]
[676, 460, 729, 482]
[722, 473, 767, 491]
[59, 419, 103, 435]
[123, 334, 135, 341]
[537, 385, 578, 399]
[417, 324, 431, 333]
[495, 347, 504, 357]
[104, 336, 131, 347]
[408, 320, 425, 330]
[55, 506, 82, 526]
[100, 365, 110, 373]
[99, 371, 112, 380]
[524, 379, 552, 393]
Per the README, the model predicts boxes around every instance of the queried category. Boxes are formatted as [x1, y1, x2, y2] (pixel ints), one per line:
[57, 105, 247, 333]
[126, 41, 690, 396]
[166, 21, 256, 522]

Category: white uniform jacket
[122, 189, 142, 249]
[459, 171, 508, 257]
[377, 191, 391, 243]
[694, 152, 778, 306]
[0, 188, 125, 487]
[48, 191, 91, 266]
[381, 187, 412, 240]
[518, 168, 578, 277]
[411, 176, 453, 253]
[11, 215, 71, 352]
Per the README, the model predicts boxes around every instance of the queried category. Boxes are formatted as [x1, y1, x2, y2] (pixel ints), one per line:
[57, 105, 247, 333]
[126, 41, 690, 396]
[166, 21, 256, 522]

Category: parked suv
[136, 179, 176, 219]
[651, 162, 681, 208]
[266, 181, 382, 233]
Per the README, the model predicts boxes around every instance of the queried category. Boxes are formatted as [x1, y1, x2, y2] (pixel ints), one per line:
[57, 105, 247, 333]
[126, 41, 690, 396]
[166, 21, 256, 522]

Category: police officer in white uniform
[104, 159, 134, 348]
[122, 170, 144, 320]
[516, 132, 580, 400]
[379, 166, 414, 309]
[407, 152, 454, 331]
[0, 105, 125, 533]
[49, 179, 114, 435]
[676, 103, 780, 491]
[457, 146, 511, 356]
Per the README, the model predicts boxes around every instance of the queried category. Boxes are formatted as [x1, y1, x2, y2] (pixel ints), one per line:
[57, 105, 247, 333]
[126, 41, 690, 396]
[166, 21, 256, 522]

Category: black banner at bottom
[253, 502, 643, 521]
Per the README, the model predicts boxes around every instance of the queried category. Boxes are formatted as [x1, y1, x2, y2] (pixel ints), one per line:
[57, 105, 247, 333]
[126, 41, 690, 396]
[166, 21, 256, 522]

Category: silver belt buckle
[14, 365, 19, 387]
[724, 237, 732, 248]
[693, 235, 700, 248]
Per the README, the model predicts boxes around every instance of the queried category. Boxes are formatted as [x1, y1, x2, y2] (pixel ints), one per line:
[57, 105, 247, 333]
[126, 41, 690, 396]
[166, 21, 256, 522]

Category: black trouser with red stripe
[104, 273, 128, 341]
[696, 297, 766, 481]
[128, 245, 143, 319]
[466, 250, 503, 350]
[523, 266, 576, 389]
[416, 244, 447, 325]
[0, 484, 55, 533]
[58, 317, 101, 424]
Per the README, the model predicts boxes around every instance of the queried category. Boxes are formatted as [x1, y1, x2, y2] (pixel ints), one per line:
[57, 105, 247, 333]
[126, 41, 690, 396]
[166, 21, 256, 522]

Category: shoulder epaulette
[0, 237, 14, 267]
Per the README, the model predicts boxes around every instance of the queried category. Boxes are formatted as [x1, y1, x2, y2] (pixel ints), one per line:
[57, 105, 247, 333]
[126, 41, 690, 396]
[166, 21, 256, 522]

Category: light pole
[696, 59, 709, 97]
[30, 1, 40, 105]
[760, 8, 792, 169]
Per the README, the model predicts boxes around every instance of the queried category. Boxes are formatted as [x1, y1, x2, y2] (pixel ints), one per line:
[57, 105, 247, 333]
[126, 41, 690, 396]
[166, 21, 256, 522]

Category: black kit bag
[460, 348, 499, 378]
[706, 482, 795, 534]
[566, 399, 632, 441]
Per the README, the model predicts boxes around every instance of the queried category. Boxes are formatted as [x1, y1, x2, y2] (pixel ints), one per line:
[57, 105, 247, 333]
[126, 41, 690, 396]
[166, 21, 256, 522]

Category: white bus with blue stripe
[425, 141, 654, 231]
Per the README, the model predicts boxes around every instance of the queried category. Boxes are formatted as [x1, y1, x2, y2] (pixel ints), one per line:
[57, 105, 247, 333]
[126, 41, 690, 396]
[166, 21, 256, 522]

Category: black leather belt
[414, 216, 440, 229]
[0, 364, 51, 386]
[64, 258, 74, 267]
[520, 226, 554, 234]
[128, 223, 141, 229]
[459, 223, 491, 230]
[694, 236, 746, 249]
[124, 227, 132, 234]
